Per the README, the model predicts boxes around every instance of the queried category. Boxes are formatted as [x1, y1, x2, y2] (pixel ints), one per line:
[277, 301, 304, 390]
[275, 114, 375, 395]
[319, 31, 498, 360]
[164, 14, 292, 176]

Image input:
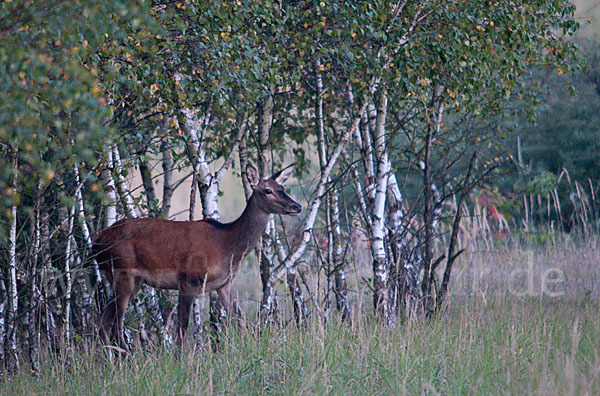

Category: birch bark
[73, 164, 107, 303]
[369, 89, 391, 322]
[101, 148, 118, 228]
[63, 204, 76, 347]
[7, 148, 19, 367]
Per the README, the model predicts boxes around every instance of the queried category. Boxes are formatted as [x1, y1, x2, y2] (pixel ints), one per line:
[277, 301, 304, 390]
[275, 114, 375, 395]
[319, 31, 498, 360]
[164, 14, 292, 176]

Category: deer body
[93, 164, 300, 348]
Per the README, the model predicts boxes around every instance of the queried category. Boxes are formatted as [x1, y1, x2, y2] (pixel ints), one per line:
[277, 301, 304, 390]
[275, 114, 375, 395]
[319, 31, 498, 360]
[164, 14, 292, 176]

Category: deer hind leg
[114, 271, 142, 350]
[175, 276, 201, 348]
[98, 300, 117, 345]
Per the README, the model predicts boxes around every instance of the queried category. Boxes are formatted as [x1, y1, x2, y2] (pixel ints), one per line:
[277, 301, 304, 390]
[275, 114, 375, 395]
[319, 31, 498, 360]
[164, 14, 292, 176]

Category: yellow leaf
[65, 98, 73, 108]
[83, 40, 88, 48]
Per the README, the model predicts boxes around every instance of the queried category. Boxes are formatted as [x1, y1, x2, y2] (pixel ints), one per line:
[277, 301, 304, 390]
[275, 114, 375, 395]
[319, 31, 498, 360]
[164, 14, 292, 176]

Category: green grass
[2, 295, 599, 396]
[3, 235, 600, 395]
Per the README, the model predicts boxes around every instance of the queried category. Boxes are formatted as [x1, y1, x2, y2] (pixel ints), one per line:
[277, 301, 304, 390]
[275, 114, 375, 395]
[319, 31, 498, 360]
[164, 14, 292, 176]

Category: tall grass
[3, 234, 599, 396]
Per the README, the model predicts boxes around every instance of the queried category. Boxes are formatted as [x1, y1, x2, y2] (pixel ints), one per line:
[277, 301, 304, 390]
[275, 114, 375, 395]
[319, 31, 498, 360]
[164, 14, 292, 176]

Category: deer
[92, 163, 301, 349]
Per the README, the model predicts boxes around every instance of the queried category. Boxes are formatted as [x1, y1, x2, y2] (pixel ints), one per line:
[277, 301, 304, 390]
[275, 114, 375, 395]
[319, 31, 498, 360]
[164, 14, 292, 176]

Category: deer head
[246, 163, 302, 216]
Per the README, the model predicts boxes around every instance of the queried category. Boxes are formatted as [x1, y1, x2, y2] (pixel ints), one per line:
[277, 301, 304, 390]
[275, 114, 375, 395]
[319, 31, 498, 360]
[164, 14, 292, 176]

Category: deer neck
[227, 194, 270, 260]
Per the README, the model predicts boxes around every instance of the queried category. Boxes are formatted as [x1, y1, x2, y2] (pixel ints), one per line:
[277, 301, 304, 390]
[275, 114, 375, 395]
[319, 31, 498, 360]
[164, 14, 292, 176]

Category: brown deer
[92, 163, 301, 348]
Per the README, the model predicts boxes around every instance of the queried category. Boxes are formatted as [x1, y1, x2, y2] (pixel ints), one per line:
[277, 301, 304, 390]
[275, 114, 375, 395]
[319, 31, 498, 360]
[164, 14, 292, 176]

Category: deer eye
[265, 188, 273, 195]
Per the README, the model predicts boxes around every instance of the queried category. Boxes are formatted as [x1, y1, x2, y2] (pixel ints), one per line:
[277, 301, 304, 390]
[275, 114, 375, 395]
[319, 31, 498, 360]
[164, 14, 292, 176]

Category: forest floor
[2, 233, 599, 396]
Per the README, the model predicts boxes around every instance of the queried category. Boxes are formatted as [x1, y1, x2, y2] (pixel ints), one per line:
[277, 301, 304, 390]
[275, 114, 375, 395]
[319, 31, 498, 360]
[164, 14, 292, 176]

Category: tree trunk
[386, 172, 420, 315]
[139, 159, 158, 217]
[63, 204, 76, 348]
[7, 148, 19, 368]
[40, 215, 57, 346]
[73, 164, 107, 308]
[330, 188, 351, 321]
[0, 277, 6, 365]
[101, 148, 118, 228]
[370, 89, 391, 323]
[112, 144, 138, 218]
[259, 219, 281, 323]
[421, 90, 444, 315]
[161, 142, 174, 218]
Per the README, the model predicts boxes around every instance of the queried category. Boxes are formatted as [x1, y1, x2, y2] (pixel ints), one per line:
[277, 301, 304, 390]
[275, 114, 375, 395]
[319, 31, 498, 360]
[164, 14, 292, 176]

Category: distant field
[2, 234, 599, 396]
[575, 0, 600, 36]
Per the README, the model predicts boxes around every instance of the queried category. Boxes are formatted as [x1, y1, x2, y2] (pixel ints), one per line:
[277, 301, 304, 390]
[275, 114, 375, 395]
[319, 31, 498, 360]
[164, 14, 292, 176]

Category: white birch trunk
[274, 233, 307, 325]
[40, 217, 57, 344]
[259, 219, 280, 323]
[0, 278, 6, 363]
[386, 171, 419, 310]
[73, 164, 106, 299]
[112, 144, 138, 218]
[370, 90, 390, 321]
[8, 149, 19, 366]
[63, 205, 76, 347]
[102, 148, 118, 228]
[331, 187, 351, 321]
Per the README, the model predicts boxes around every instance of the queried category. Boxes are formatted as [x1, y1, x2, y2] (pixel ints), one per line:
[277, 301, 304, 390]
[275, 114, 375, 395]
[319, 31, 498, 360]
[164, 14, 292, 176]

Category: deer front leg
[114, 273, 141, 351]
[176, 277, 200, 348]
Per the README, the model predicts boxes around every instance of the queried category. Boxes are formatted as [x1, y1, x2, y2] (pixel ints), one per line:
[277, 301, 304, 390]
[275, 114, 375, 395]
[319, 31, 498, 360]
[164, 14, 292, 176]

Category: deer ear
[246, 164, 260, 187]
[271, 163, 295, 184]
